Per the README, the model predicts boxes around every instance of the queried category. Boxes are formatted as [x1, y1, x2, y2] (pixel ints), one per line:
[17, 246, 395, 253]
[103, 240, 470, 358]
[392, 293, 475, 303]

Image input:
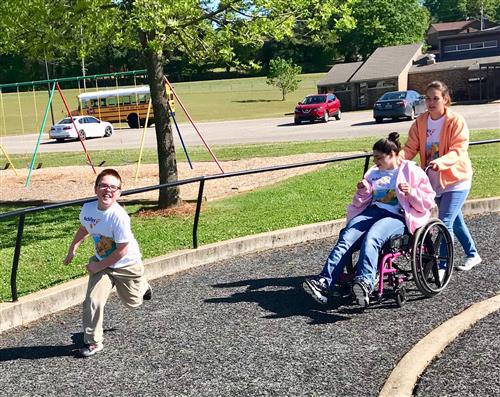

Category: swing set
[0, 69, 224, 188]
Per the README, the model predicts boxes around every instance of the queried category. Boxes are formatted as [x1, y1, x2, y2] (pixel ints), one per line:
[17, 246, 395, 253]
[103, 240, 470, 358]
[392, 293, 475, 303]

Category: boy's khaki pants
[83, 261, 149, 345]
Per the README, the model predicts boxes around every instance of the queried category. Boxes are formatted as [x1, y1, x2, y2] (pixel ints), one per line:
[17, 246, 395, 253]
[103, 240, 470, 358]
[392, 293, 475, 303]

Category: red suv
[294, 93, 341, 124]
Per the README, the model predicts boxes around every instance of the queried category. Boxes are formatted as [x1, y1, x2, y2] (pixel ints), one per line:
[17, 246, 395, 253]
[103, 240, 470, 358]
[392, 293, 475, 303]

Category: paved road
[1, 103, 499, 154]
[0, 213, 498, 396]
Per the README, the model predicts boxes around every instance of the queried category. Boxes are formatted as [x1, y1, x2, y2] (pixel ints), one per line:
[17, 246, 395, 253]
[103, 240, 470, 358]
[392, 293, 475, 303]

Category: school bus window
[107, 97, 116, 106]
[122, 96, 131, 105]
[138, 94, 147, 103]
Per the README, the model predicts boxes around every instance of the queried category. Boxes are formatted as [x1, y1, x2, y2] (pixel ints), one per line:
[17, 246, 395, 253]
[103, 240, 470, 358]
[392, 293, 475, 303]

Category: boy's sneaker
[352, 280, 370, 308]
[302, 277, 329, 304]
[456, 255, 482, 271]
[79, 342, 104, 357]
[143, 284, 153, 301]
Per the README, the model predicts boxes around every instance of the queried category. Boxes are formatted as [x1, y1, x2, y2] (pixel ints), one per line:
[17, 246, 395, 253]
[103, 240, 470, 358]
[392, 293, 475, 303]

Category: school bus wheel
[127, 113, 140, 128]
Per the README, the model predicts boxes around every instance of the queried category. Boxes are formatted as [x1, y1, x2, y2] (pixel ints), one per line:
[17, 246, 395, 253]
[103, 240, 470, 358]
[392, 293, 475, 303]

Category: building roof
[409, 55, 500, 74]
[349, 43, 422, 82]
[439, 25, 500, 41]
[429, 21, 475, 32]
[317, 61, 363, 87]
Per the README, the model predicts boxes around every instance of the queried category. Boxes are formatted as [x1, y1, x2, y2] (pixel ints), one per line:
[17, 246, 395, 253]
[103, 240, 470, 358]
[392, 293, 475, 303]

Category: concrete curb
[1, 197, 499, 334]
[379, 294, 500, 397]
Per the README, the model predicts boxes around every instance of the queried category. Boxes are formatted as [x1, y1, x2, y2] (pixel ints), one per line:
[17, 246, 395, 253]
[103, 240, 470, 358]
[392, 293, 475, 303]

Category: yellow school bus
[76, 85, 175, 128]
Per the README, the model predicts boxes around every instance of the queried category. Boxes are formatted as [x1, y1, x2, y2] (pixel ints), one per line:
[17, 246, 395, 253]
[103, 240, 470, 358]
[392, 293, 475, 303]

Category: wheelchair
[338, 218, 454, 307]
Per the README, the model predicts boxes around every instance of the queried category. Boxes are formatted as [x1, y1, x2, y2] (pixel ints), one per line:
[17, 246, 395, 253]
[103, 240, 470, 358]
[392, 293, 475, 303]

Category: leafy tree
[266, 58, 302, 100]
[336, 0, 430, 61]
[424, 0, 500, 23]
[0, 0, 355, 208]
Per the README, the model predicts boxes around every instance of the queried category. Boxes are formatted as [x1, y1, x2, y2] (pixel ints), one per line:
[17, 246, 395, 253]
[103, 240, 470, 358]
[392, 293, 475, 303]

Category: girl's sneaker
[79, 342, 104, 357]
[352, 280, 370, 308]
[456, 255, 482, 271]
[302, 277, 329, 304]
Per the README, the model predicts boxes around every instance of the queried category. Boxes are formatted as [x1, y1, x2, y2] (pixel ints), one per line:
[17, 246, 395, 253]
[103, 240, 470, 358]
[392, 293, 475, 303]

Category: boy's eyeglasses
[97, 183, 121, 192]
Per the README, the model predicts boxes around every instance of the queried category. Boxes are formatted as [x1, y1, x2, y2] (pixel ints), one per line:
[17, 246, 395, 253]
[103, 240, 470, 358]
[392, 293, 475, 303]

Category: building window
[444, 40, 498, 53]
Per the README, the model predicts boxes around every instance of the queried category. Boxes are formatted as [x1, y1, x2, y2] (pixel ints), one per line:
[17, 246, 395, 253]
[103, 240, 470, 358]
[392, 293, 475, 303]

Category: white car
[49, 116, 113, 142]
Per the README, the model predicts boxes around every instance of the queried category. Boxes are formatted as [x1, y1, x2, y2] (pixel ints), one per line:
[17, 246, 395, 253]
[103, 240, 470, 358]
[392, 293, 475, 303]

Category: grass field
[0, 131, 499, 301]
[0, 73, 324, 136]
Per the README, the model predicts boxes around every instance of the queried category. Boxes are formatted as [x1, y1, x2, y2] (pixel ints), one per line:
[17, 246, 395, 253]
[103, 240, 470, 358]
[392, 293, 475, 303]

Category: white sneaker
[456, 255, 482, 271]
[438, 268, 446, 283]
[79, 342, 104, 357]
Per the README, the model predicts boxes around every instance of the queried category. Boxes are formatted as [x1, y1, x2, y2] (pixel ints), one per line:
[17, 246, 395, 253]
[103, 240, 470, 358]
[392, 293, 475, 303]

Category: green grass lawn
[0, 73, 324, 135]
[2, 129, 499, 170]
[0, 131, 499, 301]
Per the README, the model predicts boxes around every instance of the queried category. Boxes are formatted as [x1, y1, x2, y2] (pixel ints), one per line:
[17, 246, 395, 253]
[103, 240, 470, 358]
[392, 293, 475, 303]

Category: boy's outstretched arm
[64, 225, 89, 265]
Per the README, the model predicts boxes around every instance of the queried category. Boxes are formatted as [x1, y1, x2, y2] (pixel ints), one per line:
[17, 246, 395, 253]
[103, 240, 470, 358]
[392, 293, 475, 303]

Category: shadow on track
[206, 275, 354, 325]
[0, 329, 117, 361]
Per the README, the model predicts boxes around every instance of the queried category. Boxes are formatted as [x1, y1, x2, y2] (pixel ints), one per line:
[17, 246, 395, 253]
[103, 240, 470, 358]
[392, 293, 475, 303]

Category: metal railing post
[192, 178, 205, 249]
[11, 214, 26, 302]
[363, 154, 371, 175]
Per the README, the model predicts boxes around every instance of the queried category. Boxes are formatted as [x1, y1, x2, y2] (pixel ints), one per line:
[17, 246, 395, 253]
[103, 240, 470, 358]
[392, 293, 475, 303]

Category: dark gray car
[373, 90, 426, 123]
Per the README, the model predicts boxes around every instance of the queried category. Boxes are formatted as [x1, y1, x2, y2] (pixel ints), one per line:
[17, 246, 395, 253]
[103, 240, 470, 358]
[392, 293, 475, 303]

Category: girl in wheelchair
[302, 132, 436, 307]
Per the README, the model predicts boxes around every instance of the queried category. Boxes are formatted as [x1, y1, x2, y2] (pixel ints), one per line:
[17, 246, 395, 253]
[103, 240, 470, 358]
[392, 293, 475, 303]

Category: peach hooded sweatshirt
[400, 107, 472, 189]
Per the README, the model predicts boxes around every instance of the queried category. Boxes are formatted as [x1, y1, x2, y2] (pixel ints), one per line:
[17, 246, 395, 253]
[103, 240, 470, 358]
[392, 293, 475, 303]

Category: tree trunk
[143, 42, 180, 209]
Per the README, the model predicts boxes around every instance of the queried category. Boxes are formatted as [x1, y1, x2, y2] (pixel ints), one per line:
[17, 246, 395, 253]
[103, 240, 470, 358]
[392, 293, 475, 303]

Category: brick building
[318, 20, 500, 110]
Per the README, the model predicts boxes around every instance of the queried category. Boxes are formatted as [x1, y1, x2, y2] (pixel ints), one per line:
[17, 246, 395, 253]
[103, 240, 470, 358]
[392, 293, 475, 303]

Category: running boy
[64, 168, 151, 357]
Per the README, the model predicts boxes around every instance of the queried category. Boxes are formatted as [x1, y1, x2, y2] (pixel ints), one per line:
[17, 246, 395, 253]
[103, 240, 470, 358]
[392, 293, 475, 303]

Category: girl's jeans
[435, 189, 478, 258]
[320, 205, 405, 291]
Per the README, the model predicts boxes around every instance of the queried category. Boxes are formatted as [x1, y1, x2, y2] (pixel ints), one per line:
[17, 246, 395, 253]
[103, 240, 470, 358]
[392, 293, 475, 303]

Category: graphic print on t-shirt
[425, 115, 444, 167]
[371, 175, 398, 206]
[93, 235, 117, 258]
[425, 142, 439, 165]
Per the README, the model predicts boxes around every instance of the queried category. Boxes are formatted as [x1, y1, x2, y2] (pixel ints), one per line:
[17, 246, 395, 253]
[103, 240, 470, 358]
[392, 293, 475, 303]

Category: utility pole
[81, 25, 87, 90]
[480, 5, 484, 30]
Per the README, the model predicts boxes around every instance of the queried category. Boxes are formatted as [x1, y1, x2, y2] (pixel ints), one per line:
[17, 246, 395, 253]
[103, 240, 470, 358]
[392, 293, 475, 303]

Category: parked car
[294, 93, 341, 124]
[373, 90, 426, 123]
[49, 116, 113, 142]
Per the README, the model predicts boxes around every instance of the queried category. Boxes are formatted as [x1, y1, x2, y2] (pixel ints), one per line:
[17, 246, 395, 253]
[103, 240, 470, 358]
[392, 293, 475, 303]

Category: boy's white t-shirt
[367, 167, 402, 215]
[426, 115, 471, 197]
[80, 200, 141, 269]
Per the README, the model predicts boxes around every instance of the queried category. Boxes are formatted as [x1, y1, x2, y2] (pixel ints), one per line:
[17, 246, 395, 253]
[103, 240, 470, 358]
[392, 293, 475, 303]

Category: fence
[1, 139, 499, 302]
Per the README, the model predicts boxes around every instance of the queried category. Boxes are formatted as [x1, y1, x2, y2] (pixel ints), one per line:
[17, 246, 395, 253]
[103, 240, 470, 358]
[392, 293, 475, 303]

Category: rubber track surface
[0, 213, 498, 397]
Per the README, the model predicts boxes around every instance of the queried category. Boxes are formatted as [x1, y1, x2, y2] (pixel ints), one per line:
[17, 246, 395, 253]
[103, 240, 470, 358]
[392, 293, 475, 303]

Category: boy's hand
[398, 182, 411, 195]
[357, 180, 365, 189]
[63, 252, 74, 265]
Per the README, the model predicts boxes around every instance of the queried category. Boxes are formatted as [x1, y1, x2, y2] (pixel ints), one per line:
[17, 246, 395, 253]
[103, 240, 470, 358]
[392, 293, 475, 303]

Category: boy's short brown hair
[94, 169, 122, 190]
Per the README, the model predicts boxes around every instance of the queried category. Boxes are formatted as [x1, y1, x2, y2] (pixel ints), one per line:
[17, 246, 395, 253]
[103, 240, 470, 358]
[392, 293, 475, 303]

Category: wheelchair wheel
[411, 218, 453, 297]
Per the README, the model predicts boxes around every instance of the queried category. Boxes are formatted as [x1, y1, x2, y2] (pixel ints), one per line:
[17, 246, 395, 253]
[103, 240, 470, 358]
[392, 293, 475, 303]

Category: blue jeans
[320, 206, 406, 291]
[435, 190, 478, 258]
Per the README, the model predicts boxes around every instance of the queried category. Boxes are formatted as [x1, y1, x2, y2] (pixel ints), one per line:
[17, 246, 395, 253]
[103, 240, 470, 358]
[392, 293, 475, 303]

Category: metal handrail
[1, 138, 499, 301]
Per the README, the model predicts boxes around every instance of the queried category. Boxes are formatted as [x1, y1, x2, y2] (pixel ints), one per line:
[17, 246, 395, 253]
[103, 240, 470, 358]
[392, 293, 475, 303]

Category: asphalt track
[0, 213, 498, 396]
